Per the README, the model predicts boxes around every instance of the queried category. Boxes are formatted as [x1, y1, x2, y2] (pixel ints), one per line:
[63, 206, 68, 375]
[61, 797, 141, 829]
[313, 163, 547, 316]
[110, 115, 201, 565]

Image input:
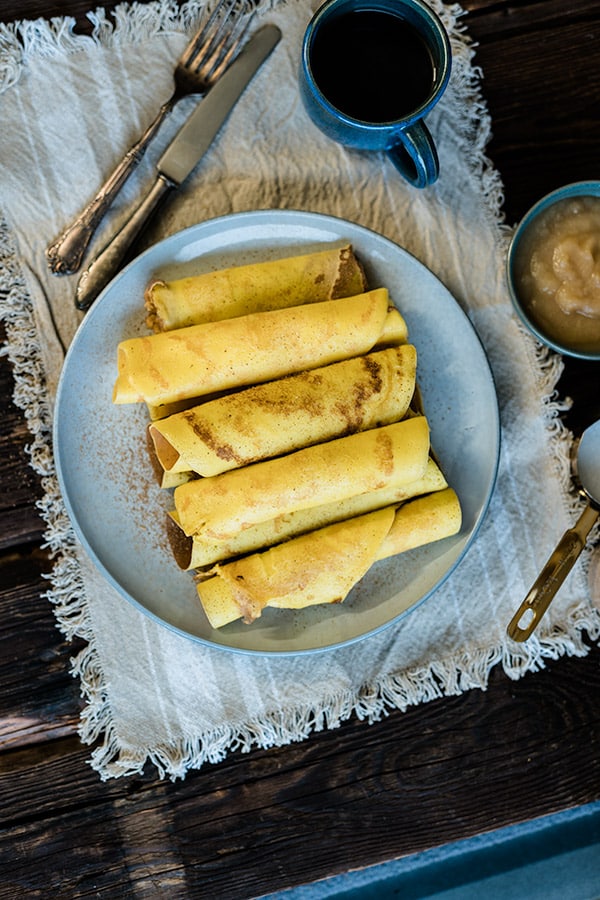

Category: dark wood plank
[0, 0, 117, 26]
[0, 330, 45, 548]
[462, 0, 599, 224]
[1, 643, 599, 897]
[462, 0, 600, 435]
[0, 547, 83, 751]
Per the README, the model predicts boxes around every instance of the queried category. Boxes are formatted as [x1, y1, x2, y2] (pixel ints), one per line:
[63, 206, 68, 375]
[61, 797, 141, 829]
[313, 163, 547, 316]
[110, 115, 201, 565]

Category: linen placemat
[1, 0, 598, 780]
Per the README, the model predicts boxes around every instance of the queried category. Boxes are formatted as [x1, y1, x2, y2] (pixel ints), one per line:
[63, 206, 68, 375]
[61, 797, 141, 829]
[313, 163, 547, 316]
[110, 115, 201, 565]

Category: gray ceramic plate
[54, 210, 499, 656]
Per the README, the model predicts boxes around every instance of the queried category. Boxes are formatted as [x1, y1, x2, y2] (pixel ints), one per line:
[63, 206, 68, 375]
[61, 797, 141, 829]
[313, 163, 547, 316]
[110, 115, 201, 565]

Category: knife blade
[75, 23, 281, 311]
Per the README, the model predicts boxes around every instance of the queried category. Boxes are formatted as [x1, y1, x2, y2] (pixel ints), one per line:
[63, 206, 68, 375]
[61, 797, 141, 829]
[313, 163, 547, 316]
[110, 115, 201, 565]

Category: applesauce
[512, 194, 600, 354]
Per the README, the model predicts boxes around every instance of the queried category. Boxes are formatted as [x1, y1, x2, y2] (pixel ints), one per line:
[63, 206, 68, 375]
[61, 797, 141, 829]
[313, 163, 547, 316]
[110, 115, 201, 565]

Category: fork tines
[182, 0, 255, 82]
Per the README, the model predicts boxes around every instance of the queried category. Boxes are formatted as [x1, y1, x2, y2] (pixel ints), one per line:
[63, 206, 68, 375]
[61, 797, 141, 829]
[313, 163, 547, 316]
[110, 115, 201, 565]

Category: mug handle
[387, 120, 439, 189]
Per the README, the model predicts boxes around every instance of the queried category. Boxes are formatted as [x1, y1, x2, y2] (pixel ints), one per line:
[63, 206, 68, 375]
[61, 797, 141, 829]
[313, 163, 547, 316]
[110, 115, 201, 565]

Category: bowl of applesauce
[507, 181, 600, 359]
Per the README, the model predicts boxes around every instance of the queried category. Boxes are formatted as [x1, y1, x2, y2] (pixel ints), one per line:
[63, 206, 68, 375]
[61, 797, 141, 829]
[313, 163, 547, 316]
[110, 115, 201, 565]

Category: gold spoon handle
[507, 503, 599, 642]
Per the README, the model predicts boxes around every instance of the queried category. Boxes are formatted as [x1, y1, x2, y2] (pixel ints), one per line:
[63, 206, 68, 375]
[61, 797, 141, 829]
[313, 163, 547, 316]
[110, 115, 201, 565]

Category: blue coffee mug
[300, 0, 451, 188]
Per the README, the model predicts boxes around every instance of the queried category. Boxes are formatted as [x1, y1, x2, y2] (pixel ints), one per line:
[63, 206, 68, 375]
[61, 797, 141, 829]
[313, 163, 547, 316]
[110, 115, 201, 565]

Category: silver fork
[46, 0, 252, 275]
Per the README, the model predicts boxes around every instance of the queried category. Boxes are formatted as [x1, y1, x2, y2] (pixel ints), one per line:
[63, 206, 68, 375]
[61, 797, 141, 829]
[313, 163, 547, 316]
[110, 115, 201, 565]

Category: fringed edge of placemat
[0, 0, 218, 94]
[1, 0, 599, 781]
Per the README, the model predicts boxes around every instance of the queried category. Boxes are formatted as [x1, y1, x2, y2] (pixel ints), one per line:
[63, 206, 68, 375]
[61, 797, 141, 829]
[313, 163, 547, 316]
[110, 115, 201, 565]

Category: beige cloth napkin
[1, 0, 598, 780]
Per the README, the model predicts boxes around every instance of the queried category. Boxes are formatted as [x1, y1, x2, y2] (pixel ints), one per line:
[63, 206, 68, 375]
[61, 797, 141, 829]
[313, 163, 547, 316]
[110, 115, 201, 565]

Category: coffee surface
[310, 10, 435, 122]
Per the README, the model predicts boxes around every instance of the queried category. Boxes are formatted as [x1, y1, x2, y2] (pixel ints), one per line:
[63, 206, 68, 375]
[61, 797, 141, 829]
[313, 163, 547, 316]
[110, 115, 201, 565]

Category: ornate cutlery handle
[46, 101, 174, 275]
[75, 173, 175, 311]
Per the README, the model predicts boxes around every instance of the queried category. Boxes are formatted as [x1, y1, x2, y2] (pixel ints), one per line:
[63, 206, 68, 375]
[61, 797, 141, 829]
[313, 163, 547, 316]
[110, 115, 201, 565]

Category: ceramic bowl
[506, 180, 600, 360]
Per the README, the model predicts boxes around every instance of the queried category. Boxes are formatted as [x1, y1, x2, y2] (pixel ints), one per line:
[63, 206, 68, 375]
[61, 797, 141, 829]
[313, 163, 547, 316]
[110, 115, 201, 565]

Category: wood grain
[1, 645, 598, 897]
[0, 1, 599, 897]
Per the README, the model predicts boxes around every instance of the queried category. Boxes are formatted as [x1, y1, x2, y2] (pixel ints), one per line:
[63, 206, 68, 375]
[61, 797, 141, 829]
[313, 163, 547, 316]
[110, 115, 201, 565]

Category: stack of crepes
[113, 244, 462, 629]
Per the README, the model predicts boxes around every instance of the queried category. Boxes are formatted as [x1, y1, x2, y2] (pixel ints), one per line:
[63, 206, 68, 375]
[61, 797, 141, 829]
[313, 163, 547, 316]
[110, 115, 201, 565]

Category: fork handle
[75, 173, 175, 311]
[46, 99, 176, 276]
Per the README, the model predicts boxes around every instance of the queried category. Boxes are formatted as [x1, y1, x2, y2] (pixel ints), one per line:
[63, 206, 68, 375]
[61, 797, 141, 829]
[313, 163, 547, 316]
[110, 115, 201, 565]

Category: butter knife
[75, 23, 281, 311]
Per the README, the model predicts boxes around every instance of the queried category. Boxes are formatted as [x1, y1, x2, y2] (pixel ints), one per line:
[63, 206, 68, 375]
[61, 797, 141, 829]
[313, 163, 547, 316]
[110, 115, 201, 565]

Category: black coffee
[310, 10, 435, 123]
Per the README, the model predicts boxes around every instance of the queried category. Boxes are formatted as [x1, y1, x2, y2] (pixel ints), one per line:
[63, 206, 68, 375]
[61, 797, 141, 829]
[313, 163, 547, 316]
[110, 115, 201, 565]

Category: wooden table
[1, 1, 599, 896]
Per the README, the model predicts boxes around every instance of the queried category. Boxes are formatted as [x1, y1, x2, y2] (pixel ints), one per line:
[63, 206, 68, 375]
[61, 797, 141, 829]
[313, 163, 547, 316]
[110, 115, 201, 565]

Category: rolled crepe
[113, 290, 407, 407]
[147, 397, 200, 422]
[377, 487, 462, 559]
[146, 426, 193, 488]
[145, 244, 367, 331]
[199, 507, 397, 627]
[159, 470, 191, 490]
[173, 416, 430, 541]
[169, 457, 448, 571]
[197, 488, 462, 628]
[149, 345, 417, 478]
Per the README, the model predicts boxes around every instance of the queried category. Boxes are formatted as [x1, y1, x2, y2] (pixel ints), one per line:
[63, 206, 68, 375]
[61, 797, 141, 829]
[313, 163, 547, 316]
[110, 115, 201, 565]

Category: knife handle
[75, 174, 174, 311]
